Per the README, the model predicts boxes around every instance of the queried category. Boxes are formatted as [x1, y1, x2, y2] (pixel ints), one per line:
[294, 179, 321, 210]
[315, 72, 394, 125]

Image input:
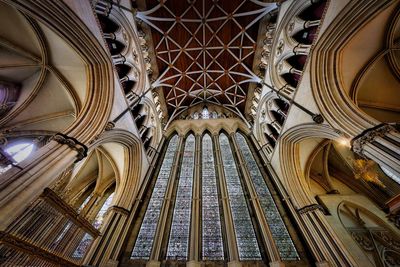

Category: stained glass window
[93, 192, 114, 229]
[72, 233, 94, 258]
[202, 107, 210, 119]
[202, 134, 224, 260]
[219, 134, 261, 260]
[78, 195, 91, 213]
[0, 143, 35, 174]
[235, 133, 299, 260]
[167, 135, 195, 259]
[131, 135, 179, 259]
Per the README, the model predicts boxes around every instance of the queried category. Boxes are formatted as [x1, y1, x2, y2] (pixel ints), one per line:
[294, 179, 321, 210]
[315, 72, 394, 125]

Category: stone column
[0, 134, 88, 230]
[188, 134, 201, 266]
[295, 206, 356, 266]
[352, 123, 400, 179]
[212, 134, 241, 266]
[85, 206, 131, 266]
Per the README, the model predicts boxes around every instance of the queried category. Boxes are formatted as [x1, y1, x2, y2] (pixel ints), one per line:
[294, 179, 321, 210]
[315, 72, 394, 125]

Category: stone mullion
[80, 193, 101, 219]
[212, 134, 240, 265]
[188, 134, 201, 266]
[229, 134, 283, 266]
[149, 135, 185, 263]
[86, 207, 130, 266]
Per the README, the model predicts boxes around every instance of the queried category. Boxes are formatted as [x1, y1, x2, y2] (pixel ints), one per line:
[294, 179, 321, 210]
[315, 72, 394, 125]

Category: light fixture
[338, 137, 351, 147]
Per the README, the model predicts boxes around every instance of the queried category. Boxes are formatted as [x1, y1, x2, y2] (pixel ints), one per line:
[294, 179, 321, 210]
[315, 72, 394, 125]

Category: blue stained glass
[131, 135, 179, 259]
[167, 135, 195, 259]
[93, 192, 114, 229]
[219, 134, 261, 260]
[202, 134, 224, 260]
[235, 133, 299, 261]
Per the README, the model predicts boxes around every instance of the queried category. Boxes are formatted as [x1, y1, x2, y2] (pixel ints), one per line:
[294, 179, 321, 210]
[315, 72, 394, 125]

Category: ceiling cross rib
[137, 0, 277, 124]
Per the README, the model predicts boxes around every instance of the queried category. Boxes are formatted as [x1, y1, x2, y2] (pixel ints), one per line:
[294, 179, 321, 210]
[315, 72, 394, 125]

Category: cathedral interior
[0, 0, 400, 266]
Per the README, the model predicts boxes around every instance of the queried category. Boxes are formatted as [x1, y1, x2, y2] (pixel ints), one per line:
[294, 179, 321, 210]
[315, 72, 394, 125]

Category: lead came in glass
[131, 135, 179, 259]
[202, 134, 224, 260]
[236, 133, 299, 260]
[219, 134, 261, 260]
[167, 135, 195, 259]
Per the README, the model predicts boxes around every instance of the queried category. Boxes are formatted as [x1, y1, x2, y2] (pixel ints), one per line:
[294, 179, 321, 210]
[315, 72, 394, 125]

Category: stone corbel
[52, 133, 88, 162]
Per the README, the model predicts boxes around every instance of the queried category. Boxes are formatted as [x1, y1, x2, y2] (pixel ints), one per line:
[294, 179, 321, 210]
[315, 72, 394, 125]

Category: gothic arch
[279, 123, 341, 207]
[0, 0, 114, 229]
[89, 129, 143, 210]
[311, 0, 399, 136]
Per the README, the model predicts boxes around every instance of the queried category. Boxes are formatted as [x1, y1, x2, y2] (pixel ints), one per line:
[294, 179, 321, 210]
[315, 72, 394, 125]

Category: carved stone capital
[351, 124, 395, 156]
[52, 133, 88, 162]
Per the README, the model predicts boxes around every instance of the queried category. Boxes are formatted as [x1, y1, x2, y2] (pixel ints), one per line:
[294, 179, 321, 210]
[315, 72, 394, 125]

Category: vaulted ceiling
[137, 0, 276, 121]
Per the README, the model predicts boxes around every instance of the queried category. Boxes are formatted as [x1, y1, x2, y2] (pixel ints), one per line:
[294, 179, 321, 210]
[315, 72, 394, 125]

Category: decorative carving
[297, 204, 325, 214]
[105, 121, 115, 131]
[276, 39, 284, 57]
[351, 123, 395, 156]
[52, 133, 88, 162]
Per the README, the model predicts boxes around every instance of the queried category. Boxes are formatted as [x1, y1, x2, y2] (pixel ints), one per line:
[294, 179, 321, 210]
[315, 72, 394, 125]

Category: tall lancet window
[219, 133, 262, 260]
[167, 134, 195, 259]
[236, 133, 299, 260]
[202, 134, 224, 260]
[131, 135, 179, 259]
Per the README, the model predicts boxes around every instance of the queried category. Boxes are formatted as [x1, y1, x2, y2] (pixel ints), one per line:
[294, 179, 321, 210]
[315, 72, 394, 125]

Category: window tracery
[236, 133, 299, 260]
[167, 134, 195, 259]
[202, 134, 224, 260]
[130, 131, 299, 263]
[131, 135, 179, 259]
[93, 192, 115, 229]
[0, 142, 35, 174]
[219, 133, 262, 260]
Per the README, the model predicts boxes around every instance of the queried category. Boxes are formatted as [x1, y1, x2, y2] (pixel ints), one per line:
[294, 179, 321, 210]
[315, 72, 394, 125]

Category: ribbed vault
[137, 0, 276, 121]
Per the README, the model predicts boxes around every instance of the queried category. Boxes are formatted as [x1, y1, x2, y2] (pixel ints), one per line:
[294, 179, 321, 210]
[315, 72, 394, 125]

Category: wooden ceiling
[138, 0, 276, 120]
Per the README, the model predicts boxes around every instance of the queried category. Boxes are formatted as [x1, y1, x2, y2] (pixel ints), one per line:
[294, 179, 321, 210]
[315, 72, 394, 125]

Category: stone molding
[52, 133, 88, 162]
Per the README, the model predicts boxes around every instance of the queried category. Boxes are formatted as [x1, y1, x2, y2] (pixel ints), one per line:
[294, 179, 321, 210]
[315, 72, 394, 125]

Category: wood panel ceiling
[138, 0, 276, 120]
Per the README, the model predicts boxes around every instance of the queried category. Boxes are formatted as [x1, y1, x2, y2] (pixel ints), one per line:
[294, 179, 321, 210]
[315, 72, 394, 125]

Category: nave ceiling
[136, 0, 277, 121]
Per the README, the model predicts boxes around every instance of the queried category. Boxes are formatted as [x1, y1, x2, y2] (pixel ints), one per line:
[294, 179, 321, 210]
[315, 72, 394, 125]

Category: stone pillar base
[187, 260, 201, 267]
[270, 261, 285, 267]
[146, 260, 161, 267]
[228, 260, 242, 267]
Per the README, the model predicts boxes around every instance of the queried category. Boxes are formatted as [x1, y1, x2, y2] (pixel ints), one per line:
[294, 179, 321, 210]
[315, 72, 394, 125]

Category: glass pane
[93, 192, 114, 229]
[167, 135, 195, 260]
[219, 134, 261, 260]
[202, 107, 210, 119]
[236, 133, 299, 261]
[0, 143, 35, 174]
[131, 135, 179, 259]
[202, 134, 224, 260]
[78, 195, 91, 213]
[72, 233, 94, 259]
